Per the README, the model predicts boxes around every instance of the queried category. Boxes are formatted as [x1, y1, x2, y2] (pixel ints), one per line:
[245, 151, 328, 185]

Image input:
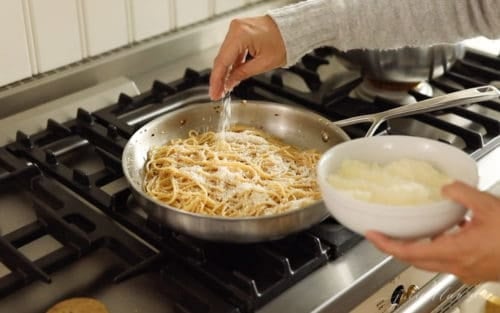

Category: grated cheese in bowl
[317, 135, 478, 239]
[327, 158, 453, 206]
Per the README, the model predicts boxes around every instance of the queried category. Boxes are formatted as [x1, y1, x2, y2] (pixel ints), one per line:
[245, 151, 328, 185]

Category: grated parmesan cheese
[145, 128, 321, 217]
[327, 159, 453, 205]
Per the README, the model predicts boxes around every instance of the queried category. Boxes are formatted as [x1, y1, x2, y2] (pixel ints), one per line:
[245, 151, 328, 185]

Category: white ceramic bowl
[317, 135, 478, 239]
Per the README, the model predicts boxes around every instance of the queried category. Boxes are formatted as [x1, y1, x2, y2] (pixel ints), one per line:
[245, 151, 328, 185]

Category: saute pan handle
[333, 85, 500, 137]
[374, 85, 500, 120]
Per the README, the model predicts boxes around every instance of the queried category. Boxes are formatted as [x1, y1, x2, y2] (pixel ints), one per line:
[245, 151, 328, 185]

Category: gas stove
[0, 43, 499, 313]
[0, 66, 365, 313]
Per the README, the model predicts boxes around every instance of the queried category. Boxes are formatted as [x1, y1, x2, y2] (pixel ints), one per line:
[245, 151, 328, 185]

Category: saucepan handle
[375, 85, 500, 120]
[333, 85, 500, 136]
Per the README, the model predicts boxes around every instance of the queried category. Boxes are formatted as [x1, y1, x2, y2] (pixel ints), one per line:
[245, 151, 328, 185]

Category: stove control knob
[390, 285, 405, 305]
[400, 284, 420, 305]
[484, 290, 500, 313]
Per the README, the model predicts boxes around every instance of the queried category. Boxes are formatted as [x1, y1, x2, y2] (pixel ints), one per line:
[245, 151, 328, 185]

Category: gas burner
[350, 79, 434, 105]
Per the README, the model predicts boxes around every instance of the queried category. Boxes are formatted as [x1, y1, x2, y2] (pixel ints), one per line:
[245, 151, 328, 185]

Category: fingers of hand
[209, 23, 248, 99]
[367, 231, 481, 280]
[365, 231, 455, 263]
[365, 231, 416, 259]
[442, 181, 500, 216]
[209, 16, 286, 100]
[367, 187, 500, 283]
[405, 260, 451, 273]
[209, 66, 227, 100]
[210, 49, 244, 100]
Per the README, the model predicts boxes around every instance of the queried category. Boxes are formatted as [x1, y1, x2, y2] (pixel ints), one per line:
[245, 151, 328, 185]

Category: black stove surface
[1, 47, 499, 313]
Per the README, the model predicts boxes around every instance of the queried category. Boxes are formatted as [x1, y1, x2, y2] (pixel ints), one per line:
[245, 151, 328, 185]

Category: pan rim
[122, 100, 349, 222]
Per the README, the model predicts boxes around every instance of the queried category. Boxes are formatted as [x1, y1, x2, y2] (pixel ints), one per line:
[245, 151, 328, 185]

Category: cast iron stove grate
[0, 148, 156, 298]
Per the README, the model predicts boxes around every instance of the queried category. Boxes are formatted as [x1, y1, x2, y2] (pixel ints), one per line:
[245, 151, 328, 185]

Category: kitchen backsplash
[0, 0, 266, 87]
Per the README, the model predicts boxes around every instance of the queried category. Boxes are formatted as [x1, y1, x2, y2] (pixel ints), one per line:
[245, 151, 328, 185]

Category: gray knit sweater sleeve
[268, 0, 500, 66]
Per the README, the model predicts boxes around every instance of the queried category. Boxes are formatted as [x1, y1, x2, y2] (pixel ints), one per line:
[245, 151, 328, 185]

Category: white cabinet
[130, 0, 171, 41]
[174, 0, 210, 28]
[81, 0, 130, 56]
[215, 0, 245, 14]
[28, 0, 83, 73]
[0, 0, 32, 86]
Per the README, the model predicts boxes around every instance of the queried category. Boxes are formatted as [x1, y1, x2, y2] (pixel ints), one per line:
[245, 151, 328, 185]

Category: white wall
[0, 0, 32, 86]
[0, 0, 264, 87]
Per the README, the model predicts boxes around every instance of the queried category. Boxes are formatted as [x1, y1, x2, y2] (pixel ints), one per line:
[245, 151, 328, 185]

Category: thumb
[442, 181, 492, 215]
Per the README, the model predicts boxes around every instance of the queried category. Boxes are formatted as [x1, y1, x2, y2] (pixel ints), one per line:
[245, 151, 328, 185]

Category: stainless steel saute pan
[122, 85, 499, 243]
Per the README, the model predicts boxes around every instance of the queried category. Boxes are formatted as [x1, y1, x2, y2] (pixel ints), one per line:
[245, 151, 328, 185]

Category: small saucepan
[122, 85, 499, 243]
[332, 43, 465, 83]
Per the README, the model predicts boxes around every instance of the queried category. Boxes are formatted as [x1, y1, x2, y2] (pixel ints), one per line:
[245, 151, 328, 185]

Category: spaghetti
[143, 126, 321, 217]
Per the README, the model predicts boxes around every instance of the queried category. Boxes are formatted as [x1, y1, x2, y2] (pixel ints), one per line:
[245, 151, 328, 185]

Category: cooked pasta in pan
[143, 126, 321, 217]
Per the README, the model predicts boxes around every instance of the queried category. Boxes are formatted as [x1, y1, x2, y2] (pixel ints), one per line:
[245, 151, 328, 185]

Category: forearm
[269, 0, 500, 66]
